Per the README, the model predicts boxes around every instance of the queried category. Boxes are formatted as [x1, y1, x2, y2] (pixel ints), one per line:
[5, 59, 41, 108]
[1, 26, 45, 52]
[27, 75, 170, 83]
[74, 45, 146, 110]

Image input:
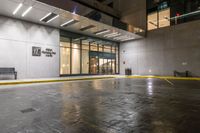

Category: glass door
[90, 56, 98, 74]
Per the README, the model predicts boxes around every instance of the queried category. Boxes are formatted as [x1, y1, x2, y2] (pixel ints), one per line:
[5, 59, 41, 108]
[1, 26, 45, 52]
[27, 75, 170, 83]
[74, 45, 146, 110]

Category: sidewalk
[0, 75, 116, 85]
[1, 75, 200, 86]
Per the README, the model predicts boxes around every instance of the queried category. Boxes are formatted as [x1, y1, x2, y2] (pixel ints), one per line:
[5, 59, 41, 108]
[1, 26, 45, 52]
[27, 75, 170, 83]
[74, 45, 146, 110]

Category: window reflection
[148, 8, 170, 31]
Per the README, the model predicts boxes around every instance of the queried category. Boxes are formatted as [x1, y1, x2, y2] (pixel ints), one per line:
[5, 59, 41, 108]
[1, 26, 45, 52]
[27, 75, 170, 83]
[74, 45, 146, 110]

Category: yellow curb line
[0, 77, 115, 86]
[125, 75, 200, 81]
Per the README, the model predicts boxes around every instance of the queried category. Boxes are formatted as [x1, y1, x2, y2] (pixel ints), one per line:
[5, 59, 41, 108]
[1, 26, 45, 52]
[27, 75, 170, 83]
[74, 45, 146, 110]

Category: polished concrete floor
[0, 78, 200, 133]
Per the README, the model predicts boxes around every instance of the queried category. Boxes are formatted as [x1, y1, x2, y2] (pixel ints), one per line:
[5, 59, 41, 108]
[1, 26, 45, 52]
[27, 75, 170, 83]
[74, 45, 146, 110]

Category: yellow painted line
[163, 78, 174, 86]
[0, 77, 115, 86]
[126, 75, 200, 81]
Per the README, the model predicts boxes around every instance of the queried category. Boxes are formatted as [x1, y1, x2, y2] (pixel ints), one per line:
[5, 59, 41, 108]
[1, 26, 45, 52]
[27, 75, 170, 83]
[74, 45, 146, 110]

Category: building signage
[32, 47, 56, 57]
[42, 48, 56, 57]
[32, 47, 41, 56]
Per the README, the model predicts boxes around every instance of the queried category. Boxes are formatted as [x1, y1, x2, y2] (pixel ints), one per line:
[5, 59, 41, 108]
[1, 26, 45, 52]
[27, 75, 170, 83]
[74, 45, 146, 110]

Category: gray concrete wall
[120, 20, 200, 76]
[0, 16, 60, 79]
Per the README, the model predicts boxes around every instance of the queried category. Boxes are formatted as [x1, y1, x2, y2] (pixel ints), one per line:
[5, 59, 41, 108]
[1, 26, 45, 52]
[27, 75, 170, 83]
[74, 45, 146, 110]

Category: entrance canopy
[0, 0, 143, 42]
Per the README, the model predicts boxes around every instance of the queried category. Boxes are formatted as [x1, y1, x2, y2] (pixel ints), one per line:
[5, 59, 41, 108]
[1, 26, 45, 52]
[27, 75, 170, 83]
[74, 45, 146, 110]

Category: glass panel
[99, 45, 103, 52]
[60, 47, 70, 75]
[60, 42, 70, 47]
[91, 45, 98, 51]
[112, 60, 116, 74]
[104, 45, 111, 49]
[72, 48, 80, 74]
[90, 56, 98, 74]
[108, 59, 112, 74]
[99, 58, 104, 74]
[148, 12, 158, 31]
[82, 45, 89, 50]
[72, 43, 80, 49]
[112, 47, 116, 53]
[82, 50, 89, 74]
[60, 37, 70, 41]
[116, 47, 119, 73]
[159, 8, 170, 28]
[103, 59, 108, 74]
[82, 40, 89, 50]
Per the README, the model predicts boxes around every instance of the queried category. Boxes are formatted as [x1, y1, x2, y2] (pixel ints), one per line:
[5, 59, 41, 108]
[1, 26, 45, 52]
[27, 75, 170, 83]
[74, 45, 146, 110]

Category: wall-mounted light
[13, 3, 23, 15]
[22, 6, 32, 17]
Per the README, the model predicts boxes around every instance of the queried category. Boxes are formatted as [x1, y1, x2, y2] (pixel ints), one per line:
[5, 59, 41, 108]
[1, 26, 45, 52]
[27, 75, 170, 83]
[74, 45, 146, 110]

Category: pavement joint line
[163, 78, 174, 86]
[0, 77, 115, 86]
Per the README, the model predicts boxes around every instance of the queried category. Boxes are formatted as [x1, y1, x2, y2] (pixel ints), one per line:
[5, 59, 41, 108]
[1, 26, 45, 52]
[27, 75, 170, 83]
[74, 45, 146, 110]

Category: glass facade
[147, 0, 200, 31]
[60, 31, 119, 76]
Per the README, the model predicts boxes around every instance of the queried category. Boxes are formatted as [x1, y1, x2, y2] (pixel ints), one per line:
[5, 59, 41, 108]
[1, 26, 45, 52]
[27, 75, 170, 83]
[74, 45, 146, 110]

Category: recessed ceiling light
[22, 6, 32, 17]
[13, 3, 23, 15]
[104, 32, 121, 38]
[47, 14, 59, 23]
[121, 37, 135, 42]
[60, 19, 79, 27]
[94, 29, 110, 35]
[113, 35, 128, 40]
[108, 33, 121, 38]
[40, 13, 59, 23]
[80, 25, 95, 31]
[104, 32, 118, 37]
[40, 12, 51, 21]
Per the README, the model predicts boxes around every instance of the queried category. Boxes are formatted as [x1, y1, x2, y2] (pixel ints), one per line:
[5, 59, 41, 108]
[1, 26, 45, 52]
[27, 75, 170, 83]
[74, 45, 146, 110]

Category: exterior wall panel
[120, 19, 200, 76]
[0, 16, 60, 79]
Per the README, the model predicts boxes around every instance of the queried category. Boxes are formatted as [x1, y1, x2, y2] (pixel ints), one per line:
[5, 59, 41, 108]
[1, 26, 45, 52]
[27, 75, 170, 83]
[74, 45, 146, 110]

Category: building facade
[0, 15, 120, 79]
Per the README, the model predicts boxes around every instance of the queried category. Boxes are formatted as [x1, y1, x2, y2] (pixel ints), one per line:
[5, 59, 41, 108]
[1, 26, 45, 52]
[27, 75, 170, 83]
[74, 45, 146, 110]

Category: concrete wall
[120, 20, 200, 76]
[0, 16, 60, 79]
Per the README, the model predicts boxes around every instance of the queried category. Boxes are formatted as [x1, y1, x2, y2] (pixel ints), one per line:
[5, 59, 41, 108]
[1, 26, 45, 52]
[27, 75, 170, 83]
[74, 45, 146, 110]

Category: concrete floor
[0, 78, 200, 133]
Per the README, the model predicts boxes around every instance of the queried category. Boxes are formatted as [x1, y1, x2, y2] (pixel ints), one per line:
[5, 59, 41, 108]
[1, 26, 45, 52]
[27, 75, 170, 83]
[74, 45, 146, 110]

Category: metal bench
[0, 68, 17, 80]
[174, 70, 189, 77]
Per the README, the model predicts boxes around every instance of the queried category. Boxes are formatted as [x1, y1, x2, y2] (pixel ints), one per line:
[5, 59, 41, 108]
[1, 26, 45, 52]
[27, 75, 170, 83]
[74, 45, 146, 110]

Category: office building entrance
[60, 30, 119, 76]
[90, 51, 116, 75]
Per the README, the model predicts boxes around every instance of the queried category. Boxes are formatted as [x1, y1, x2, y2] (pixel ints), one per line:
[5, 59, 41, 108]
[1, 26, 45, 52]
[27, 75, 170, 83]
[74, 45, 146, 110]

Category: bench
[0, 68, 17, 80]
[174, 70, 189, 77]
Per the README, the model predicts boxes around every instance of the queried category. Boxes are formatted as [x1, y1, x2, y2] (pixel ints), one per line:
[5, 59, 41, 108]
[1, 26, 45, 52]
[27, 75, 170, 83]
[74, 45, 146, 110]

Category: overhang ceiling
[0, 0, 143, 42]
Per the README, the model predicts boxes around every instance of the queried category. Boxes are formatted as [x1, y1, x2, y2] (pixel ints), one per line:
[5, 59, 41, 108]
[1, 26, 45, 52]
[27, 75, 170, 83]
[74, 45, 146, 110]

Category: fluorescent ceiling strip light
[22, 6, 32, 17]
[95, 29, 110, 35]
[60, 19, 75, 27]
[105, 33, 121, 38]
[13, 3, 23, 15]
[121, 37, 135, 41]
[40, 12, 52, 21]
[114, 36, 128, 40]
[47, 14, 59, 23]
[80, 25, 95, 31]
[104, 32, 118, 37]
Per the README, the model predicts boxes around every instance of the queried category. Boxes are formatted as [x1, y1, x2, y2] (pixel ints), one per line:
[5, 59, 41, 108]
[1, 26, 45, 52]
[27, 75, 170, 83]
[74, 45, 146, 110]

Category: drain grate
[21, 108, 36, 113]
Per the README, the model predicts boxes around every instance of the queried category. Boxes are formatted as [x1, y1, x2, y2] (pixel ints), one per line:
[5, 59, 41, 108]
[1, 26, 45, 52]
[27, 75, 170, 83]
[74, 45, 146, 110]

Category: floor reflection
[0, 79, 200, 133]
